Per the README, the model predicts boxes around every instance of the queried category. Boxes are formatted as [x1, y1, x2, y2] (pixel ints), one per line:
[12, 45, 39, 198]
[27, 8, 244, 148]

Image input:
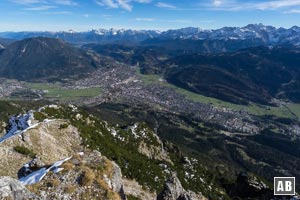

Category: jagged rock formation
[110, 161, 126, 199]
[25, 150, 126, 200]
[0, 176, 39, 200]
[157, 173, 205, 200]
[0, 118, 82, 178]
[123, 178, 157, 200]
[228, 173, 273, 199]
[132, 123, 172, 163]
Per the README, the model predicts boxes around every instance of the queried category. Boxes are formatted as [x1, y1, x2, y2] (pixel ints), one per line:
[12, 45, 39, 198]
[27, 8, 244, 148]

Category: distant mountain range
[0, 29, 160, 45]
[1, 25, 300, 105]
[1, 24, 300, 46]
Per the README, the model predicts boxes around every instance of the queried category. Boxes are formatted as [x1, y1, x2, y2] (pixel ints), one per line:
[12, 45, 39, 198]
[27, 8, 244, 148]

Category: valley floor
[0, 64, 299, 199]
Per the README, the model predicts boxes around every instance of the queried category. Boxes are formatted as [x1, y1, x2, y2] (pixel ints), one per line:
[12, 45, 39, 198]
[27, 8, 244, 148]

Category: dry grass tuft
[61, 162, 75, 171]
[64, 185, 76, 194]
[79, 168, 95, 186]
[46, 178, 60, 188]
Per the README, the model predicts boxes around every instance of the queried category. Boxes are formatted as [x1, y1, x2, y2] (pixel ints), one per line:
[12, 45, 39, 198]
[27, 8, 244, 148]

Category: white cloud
[283, 9, 300, 14]
[43, 11, 72, 14]
[95, 0, 151, 11]
[156, 2, 176, 9]
[95, 0, 118, 8]
[213, 0, 223, 6]
[102, 14, 112, 17]
[135, 17, 155, 21]
[117, 0, 132, 11]
[11, 0, 78, 7]
[10, 0, 45, 4]
[134, 0, 151, 2]
[205, 0, 300, 11]
[254, 0, 300, 10]
[23, 5, 56, 10]
[53, 0, 78, 6]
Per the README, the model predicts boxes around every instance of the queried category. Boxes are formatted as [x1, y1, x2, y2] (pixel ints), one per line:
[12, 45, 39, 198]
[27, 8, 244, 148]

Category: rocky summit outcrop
[157, 173, 205, 200]
[23, 150, 126, 200]
[0, 118, 82, 178]
[0, 176, 39, 200]
[0, 150, 127, 200]
[0, 105, 212, 200]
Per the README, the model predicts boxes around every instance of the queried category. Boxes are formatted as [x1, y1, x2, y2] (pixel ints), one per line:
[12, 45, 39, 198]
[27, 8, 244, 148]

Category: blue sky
[0, 0, 300, 31]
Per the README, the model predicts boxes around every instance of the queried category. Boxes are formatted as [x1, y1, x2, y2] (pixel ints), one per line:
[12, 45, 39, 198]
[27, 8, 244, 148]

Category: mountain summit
[0, 37, 99, 81]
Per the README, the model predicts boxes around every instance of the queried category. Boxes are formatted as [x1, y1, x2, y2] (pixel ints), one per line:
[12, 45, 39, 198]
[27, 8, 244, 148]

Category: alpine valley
[0, 24, 299, 200]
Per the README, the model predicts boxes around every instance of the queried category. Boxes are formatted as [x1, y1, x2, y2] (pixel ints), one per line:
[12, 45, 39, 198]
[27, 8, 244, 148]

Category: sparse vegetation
[39, 105, 228, 197]
[79, 168, 96, 186]
[127, 195, 142, 200]
[34, 112, 47, 122]
[46, 177, 60, 188]
[59, 123, 69, 129]
[64, 185, 76, 194]
[14, 146, 36, 158]
[61, 162, 75, 171]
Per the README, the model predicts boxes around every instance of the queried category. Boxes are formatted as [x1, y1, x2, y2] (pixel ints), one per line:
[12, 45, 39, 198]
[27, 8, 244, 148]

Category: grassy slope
[136, 69, 300, 119]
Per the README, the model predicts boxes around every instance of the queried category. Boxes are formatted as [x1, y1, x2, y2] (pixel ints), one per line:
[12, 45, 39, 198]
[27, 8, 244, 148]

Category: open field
[26, 83, 102, 101]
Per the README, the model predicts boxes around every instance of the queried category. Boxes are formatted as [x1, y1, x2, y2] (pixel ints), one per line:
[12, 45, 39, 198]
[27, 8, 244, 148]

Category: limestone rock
[123, 178, 157, 200]
[0, 176, 39, 200]
[0, 119, 82, 178]
[157, 173, 204, 200]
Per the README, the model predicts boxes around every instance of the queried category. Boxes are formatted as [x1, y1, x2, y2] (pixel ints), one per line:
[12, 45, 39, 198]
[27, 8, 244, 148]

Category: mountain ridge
[0, 37, 101, 81]
[1, 24, 300, 46]
[160, 45, 300, 105]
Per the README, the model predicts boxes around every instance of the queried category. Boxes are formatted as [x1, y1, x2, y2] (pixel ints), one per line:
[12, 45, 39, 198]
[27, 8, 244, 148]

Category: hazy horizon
[1, 0, 300, 31]
[0, 23, 300, 33]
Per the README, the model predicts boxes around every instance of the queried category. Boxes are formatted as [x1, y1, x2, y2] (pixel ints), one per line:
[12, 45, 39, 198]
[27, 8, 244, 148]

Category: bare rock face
[157, 173, 204, 200]
[0, 119, 82, 178]
[24, 150, 126, 200]
[123, 178, 157, 200]
[111, 161, 126, 200]
[0, 176, 39, 200]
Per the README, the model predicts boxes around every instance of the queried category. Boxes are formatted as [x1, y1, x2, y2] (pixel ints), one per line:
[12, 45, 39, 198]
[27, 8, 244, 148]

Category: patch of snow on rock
[0, 111, 37, 144]
[19, 156, 72, 185]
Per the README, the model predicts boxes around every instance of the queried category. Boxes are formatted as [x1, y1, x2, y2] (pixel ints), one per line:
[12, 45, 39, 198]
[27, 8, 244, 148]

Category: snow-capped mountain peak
[1, 24, 300, 45]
